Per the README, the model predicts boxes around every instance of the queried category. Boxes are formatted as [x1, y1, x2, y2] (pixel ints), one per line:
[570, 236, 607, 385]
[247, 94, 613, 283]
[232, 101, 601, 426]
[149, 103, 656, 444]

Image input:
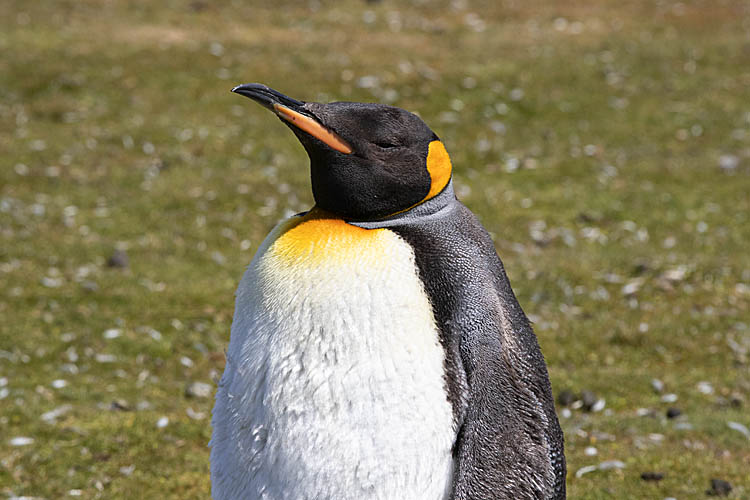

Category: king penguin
[210, 83, 566, 500]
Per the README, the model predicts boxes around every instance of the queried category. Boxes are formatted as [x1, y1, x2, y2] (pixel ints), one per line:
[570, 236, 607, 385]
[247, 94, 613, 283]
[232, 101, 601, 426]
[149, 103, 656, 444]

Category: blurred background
[1, 0, 749, 498]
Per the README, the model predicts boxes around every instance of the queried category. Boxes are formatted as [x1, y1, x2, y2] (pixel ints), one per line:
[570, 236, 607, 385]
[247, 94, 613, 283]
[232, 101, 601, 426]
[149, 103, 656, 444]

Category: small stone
[621, 279, 643, 296]
[41, 404, 72, 423]
[661, 393, 678, 403]
[95, 353, 116, 363]
[51, 379, 68, 389]
[651, 378, 665, 393]
[640, 471, 664, 481]
[119, 465, 135, 476]
[706, 478, 732, 496]
[156, 416, 169, 428]
[696, 381, 714, 394]
[185, 381, 213, 399]
[41, 276, 63, 288]
[211, 251, 226, 266]
[590, 398, 606, 412]
[718, 154, 739, 172]
[575, 465, 598, 478]
[663, 266, 688, 282]
[666, 407, 682, 419]
[557, 389, 576, 407]
[186, 407, 206, 420]
[9, 436, 34, 446]
[581, 390, 598, 411]
[107, 250, 129, 268]
[110, 399, 131, 411]
[727, 421, 750, 439]
[598, 460, 625, 471]
[136, 400, 153, 411]
[103, 328, 122, 339]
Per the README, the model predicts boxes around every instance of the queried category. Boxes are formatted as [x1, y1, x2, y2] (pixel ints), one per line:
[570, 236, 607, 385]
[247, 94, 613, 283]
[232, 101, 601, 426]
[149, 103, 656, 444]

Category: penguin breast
[210, 210, 456, 500]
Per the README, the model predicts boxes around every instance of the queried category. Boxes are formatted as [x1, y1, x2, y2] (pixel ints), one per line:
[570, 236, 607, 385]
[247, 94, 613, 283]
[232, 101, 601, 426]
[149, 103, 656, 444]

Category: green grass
[1, 0, 749, 498]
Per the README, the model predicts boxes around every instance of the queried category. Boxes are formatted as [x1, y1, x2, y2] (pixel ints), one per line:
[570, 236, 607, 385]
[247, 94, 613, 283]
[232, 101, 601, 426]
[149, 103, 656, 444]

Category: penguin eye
[374, 141, 400, 149]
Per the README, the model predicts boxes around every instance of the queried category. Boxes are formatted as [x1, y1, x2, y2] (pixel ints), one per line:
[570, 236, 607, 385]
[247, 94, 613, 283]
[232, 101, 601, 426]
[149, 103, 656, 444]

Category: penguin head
[232, 83, 452, 221]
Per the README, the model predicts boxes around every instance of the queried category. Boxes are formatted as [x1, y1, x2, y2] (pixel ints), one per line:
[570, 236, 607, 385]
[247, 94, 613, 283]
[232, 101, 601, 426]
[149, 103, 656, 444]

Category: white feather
[210, 216, 455, 500]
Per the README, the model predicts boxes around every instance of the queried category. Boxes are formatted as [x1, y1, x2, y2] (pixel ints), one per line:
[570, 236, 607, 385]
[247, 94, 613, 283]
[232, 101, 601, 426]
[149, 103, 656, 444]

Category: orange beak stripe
[274, 104, 353, 154]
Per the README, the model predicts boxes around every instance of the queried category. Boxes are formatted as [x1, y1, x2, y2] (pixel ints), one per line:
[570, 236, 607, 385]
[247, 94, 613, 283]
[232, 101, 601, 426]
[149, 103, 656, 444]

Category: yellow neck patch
[424, 140, 452, 201]
[270, 208, 388, 265]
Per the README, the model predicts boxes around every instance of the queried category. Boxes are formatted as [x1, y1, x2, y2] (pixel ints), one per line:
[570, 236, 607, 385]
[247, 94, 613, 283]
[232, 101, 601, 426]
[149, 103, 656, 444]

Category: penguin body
[210, 84, 565, 499]
[210, 209, 455, 499]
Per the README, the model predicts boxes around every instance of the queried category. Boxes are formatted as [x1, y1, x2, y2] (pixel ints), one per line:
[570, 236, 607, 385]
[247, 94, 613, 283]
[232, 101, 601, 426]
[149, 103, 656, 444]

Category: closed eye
[375, 141, 400, 149]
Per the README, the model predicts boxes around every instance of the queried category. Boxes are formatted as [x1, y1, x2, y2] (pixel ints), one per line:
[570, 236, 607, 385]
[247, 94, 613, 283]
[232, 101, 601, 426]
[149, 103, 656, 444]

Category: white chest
[210, 214, 455, 500]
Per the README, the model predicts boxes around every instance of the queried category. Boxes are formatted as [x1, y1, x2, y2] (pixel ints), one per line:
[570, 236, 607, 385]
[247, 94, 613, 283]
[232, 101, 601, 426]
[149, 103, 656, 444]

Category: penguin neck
[348, 180, 458, 230]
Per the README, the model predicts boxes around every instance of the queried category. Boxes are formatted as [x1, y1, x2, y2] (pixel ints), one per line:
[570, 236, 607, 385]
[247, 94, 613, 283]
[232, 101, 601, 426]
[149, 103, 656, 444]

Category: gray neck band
[348, 181, 458, 229]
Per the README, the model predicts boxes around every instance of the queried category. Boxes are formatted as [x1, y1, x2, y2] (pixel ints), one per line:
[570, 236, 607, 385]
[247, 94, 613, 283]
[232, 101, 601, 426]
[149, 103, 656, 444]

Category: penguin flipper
[446, 288, 564, 499]
[389, 200, 565, 499]
[448, 232, 565, 499]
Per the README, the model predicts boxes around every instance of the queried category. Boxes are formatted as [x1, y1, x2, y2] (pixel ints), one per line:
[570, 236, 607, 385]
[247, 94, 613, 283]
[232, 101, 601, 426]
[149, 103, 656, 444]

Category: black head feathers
[232, 83, 452, 221]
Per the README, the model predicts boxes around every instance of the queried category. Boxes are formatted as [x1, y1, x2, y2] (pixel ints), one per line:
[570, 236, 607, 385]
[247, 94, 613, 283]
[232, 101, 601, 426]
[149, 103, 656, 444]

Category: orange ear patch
[424, 140, 452, 201]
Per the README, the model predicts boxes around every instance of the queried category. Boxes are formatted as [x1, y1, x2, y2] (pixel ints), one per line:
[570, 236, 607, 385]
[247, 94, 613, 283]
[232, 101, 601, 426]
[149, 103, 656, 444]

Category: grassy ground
[1, 0, 749, 498]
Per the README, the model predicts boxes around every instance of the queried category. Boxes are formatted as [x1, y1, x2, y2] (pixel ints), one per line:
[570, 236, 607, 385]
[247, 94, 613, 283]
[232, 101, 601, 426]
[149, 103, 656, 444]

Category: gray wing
[393, 202, 565, 499]
[451, 250, 566, 499]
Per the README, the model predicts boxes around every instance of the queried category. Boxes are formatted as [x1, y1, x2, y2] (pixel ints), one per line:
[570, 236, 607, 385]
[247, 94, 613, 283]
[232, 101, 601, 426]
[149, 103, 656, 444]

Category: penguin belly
[210, 211, 456, 500]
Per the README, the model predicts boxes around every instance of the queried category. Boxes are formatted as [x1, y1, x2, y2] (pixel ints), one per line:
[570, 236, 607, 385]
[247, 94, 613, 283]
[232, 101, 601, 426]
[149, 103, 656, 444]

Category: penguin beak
[232, 83, 352, 155]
